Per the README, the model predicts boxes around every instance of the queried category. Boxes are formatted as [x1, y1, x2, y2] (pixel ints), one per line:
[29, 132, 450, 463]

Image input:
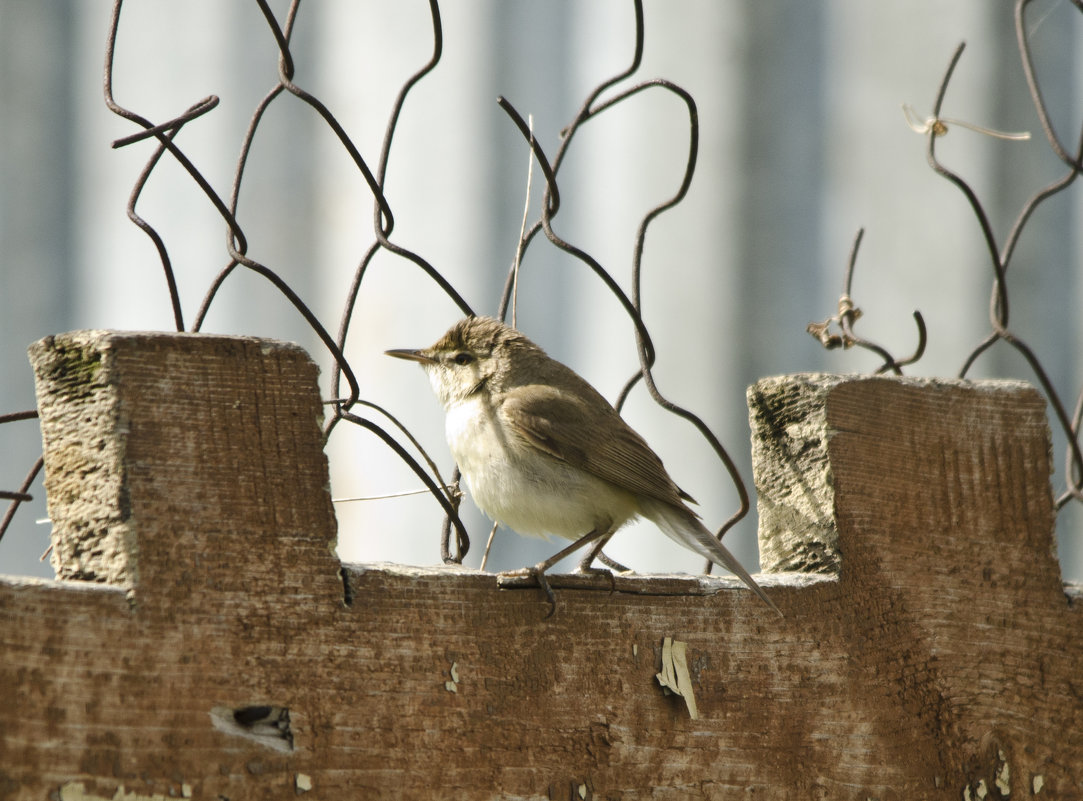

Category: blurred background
[2, 0, 1081, 581]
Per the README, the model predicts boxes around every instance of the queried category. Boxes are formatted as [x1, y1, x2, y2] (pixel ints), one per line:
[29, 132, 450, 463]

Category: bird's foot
[497, 564, 558, 618]
[573, 562, 616, 593]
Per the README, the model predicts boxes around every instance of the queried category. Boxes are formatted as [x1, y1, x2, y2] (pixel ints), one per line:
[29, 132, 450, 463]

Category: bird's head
[386, 316, 542, 407]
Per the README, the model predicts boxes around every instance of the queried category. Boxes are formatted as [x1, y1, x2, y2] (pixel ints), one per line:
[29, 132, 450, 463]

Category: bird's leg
[502, 527, 613, 618]
[595, 551, 631, 573]
[573, 532, 619, 594]
[575, 532, 620, 573]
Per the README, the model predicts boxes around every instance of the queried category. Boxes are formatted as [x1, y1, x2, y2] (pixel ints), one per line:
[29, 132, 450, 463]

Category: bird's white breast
[444, 395, 637, 541]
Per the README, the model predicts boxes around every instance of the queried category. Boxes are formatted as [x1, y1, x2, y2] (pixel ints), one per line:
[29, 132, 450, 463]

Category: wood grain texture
[1, 343, 1079, 800]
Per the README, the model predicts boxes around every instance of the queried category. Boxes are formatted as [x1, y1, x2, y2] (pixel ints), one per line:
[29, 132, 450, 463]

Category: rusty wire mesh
[0, 0, 748, 573]
[807, 4, 1083, 514]
[1, 0, 1080, 577]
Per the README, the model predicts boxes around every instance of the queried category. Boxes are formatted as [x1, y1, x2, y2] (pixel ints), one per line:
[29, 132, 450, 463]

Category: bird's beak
[385, 348, 437, 366]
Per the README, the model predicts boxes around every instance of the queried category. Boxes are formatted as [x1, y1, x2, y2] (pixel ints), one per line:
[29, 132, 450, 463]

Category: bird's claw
[532, 564, 558, 619]
[497, 564, 558, 618]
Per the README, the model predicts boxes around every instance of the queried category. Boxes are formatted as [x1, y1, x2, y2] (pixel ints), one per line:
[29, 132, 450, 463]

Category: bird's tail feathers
[643, 500, 782, 617]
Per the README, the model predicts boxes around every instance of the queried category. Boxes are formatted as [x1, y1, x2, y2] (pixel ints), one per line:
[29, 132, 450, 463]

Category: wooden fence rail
[1, 331, 1079, 800]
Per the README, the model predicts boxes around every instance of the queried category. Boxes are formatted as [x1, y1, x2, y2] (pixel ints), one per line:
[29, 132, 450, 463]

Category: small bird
[387, 316, 780, 616]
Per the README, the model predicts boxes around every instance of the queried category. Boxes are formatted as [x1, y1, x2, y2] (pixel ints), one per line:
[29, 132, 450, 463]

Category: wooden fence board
[0, 334, 1078, 800]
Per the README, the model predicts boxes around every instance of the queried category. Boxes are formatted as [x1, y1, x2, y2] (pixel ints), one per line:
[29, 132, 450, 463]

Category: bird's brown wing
[501, 382, 691, 510]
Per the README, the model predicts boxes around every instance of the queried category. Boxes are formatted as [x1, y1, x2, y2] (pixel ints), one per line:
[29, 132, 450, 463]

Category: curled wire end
[806, 320, 845, 350]
[838, 293, 862, 324]
[899, 310, 927, 367]
[809, 285, 927, 375]
[806, 295, 862, 351]
[902, 103, 1030, 141]
[873, 310, 928, 375]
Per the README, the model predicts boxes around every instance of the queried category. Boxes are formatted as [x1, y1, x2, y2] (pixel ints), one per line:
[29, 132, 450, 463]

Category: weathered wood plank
[0, 339, 1078, 800]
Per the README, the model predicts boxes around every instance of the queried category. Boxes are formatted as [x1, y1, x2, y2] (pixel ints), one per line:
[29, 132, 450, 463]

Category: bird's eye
[452, 352, 474, 366]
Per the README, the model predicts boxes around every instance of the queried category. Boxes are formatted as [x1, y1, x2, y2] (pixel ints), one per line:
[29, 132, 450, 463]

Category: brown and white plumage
[388, 316, 780, 616]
